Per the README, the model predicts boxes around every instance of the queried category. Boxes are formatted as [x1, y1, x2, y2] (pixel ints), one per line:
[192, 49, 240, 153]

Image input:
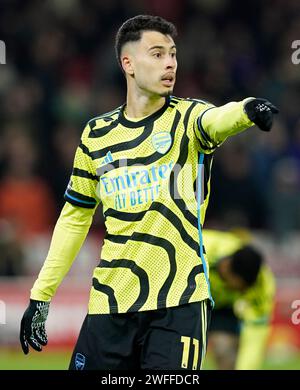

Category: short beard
[161, 89, 173, 97]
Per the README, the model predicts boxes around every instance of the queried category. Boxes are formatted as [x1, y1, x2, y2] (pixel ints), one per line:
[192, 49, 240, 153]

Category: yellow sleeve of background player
[235, 322, 270, 370]
[195, 98, 254, 150]
[234, 266, 276, 369]
[30, 202, 95, 301]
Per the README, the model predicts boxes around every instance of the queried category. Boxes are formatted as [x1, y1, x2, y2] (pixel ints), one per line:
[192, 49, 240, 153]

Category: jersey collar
[118, 96, 170, 128]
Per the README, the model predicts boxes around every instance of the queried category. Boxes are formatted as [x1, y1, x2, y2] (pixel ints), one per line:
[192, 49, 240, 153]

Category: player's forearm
[30, 202, 95, 301]
[201, 98, 254, 144]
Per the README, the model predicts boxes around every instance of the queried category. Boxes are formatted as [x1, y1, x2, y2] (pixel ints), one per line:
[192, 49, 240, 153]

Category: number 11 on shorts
[180, 336, 200, 370]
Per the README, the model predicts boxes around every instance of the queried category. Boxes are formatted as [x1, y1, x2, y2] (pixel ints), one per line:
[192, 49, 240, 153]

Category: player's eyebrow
[148, 45, 176, 51]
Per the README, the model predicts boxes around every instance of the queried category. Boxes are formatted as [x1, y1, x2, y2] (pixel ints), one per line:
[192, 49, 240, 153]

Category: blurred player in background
[19, 15, 278, 370]
[204, 229, 275, 370]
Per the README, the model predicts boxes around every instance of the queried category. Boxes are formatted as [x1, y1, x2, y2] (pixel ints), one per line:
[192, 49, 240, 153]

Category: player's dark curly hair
[115, 15, 177, 69]
[231, 246, 263, 287]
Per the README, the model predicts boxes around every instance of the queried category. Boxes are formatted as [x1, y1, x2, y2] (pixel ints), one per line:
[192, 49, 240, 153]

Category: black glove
[244, 98, 279, 131]
[20, 299, 49, 354]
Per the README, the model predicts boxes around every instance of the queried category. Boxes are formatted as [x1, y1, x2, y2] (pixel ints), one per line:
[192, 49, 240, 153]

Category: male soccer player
[203, 229, 275, 370]
[20, 15, 278, 370]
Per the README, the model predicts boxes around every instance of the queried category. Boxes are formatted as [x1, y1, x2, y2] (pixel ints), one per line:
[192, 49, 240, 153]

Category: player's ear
[121, 54, 134, 75]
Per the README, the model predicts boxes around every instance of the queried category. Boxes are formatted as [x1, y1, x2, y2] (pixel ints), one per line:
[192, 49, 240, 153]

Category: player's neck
[125, 88, 166, 119]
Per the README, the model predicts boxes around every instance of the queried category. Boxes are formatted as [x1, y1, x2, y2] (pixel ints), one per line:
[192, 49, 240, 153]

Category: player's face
[125, 31, 177, 97]
[224, 272, 248, 292]
[219, 258, 248, 292]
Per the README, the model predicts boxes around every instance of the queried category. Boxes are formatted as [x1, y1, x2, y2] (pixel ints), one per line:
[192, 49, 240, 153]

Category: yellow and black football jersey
[64, 96, 228, 314]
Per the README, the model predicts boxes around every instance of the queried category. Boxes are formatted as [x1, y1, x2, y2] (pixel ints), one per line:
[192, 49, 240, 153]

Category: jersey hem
[88, 293, 210, 314]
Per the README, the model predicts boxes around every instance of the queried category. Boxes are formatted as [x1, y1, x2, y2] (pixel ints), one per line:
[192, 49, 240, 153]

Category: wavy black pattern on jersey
[104, 208, 146, 221]
[179, 264, 204, 305]
[106, 232, 176, 309]
[72, 167, 99, 181]
[97, 110, 181, 174]
[92, 277, 118, 312]
[88, 122, 154, 160]
[93, 278, 118, 314]
[197, 107, 216, 144]
[169, 101, 198, 227]
[104, 201, 201, 257]
[79, 141, 92, 157]
[88, 119, 120, 138]
[88, 108, 121, 128]
[196, 108, 221, 151]
[95, 259, 149, 313]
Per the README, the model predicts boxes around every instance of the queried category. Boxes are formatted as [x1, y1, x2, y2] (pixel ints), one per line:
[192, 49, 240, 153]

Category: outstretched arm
[196, 98, 279, 150]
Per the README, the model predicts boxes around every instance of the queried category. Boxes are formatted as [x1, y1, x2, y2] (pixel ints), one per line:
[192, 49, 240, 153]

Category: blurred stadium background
[0, 0, 300, 370]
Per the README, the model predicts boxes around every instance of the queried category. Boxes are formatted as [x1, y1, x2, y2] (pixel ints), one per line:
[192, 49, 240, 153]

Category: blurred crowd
[0, 0, 299, 276]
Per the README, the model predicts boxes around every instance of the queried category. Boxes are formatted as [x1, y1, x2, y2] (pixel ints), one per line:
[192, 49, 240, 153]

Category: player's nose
[165, 54, 177, 70]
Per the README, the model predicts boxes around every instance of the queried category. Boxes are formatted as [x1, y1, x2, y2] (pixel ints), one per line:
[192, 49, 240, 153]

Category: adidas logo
[100, 151, 113, 165]
[96, 151, 114, 176]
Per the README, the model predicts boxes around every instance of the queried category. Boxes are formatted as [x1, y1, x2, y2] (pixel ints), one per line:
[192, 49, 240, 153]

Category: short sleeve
[64, 124, 99, 209]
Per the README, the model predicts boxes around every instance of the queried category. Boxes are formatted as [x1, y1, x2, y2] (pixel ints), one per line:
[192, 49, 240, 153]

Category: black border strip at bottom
[0, 370, 298, 386]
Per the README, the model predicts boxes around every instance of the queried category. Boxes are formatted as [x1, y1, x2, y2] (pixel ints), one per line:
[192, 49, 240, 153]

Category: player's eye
[153, 52, 161, 58]
[170, 52, 176, 58]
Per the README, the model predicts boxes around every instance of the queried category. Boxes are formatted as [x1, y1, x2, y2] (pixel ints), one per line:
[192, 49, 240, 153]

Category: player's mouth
[161, 73, 175, 87]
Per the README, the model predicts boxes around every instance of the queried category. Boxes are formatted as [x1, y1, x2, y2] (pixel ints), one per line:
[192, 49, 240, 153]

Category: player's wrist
[30, 289, 52, 303]
[241, 97, 256, 126]
[242, 97, 256, 116]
